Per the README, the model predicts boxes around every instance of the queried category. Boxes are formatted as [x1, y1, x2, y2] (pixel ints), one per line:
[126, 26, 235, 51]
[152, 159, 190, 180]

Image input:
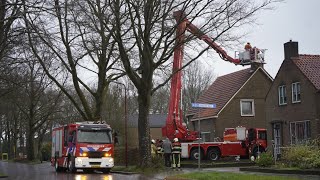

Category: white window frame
[200, 131, 211, 142]
[292, 82, 301, 103]
[290, 120, 311, 145]
[278, 85, 287, 105]
[240, 99, 255, 116]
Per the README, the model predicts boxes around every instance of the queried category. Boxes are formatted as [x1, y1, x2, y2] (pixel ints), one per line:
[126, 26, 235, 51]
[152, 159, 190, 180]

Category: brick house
[187, 66, 273, 142]
[127, 114, 166, 147]
[265, 41, 320, 157]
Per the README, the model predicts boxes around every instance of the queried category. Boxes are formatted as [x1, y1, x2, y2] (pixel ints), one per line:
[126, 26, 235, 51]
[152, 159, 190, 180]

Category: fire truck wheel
[54, 158, 63, 172]
[190, 149, 203, 160]
[102, 168, 111, 174]
[68, 156, 77, 173]
[207, 148, 220, 161]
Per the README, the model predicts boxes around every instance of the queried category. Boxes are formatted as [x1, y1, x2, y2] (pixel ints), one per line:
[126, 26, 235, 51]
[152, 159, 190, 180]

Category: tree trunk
[26, 122, 34, 160]
[6, 120, 11, 159]
[0, 117, 2, 155]
[37, 130, 43, 159]
[137, 89, 151, 167]
[13, 117, 18, 159]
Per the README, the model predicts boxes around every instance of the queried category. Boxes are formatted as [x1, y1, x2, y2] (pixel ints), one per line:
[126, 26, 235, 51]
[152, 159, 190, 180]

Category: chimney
[250, 62, 263, 73]
[284, 40, 299, 60]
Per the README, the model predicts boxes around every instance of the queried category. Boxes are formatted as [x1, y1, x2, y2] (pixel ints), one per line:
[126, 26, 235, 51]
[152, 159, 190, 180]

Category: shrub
[282, 139, 320, 169]
[256, 152, 273, 167]
[40, 142, 52, 161]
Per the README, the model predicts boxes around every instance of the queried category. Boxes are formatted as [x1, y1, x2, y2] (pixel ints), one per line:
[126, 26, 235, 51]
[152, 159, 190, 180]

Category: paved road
[1, 161, 320, 180]
[0, 161, 145, 180]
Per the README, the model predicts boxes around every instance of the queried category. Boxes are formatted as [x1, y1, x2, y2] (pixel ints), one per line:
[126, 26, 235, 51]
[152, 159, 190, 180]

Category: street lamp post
[124, 85, 128, 168]
[111, 81, 128, 168]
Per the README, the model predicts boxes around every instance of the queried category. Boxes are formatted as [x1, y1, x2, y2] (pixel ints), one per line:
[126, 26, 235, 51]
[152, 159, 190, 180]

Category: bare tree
[0, 94, 21, 159]
[0, 0, 21, 61]
[110, 0, 278, 167]
[150, 86, 169, 114]
[22, 0, 123, 122]
[14, 57, 62, 160]
[182, 61, 215, 120]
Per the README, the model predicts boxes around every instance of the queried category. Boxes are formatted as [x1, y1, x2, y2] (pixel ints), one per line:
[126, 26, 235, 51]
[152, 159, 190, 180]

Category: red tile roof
[293, 54, 320, 90]
[187, 68, 253, 120]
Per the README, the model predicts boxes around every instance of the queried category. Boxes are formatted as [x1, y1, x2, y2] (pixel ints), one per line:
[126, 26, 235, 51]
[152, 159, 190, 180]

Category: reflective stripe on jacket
[157, 146, 163, 154]
[172, 142, 181, 154]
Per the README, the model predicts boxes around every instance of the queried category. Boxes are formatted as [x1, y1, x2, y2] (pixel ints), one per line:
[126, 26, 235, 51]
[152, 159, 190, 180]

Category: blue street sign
[191, 103, 216, 109]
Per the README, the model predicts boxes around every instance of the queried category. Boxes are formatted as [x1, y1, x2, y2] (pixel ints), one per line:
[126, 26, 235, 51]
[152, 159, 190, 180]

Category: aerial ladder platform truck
[161, 11, 267, 161]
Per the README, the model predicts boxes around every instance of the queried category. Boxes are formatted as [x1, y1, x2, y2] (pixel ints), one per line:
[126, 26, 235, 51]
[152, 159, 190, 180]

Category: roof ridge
[217, 68, 251, 79]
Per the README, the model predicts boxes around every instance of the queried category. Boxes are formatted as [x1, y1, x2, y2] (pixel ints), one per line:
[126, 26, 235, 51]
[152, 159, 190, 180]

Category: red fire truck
[180, 127, 267, 161]
[161, 11, 267, 161]
[51, 122, 114, 173]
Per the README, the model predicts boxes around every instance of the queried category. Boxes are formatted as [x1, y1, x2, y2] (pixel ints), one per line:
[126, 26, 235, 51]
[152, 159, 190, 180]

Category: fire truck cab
[51, 122, 114, 173]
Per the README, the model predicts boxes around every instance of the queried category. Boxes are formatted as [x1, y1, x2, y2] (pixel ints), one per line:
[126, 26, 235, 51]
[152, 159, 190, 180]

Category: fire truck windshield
[77, 129, 112, 144]
[258, 130, 267, 140]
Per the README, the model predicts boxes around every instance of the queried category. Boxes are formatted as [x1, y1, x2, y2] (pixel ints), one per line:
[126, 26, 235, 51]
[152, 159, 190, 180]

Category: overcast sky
[205, 0, 320, 78]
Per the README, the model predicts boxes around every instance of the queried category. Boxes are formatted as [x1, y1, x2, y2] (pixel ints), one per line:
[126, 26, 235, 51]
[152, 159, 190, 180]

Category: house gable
[218, 67, 273, 116]
[187, 67, 273, 141]
[265, 41, 320, 151]
[187, 68, 253, 121]
[215, 68, 272, 138]
[188, 67, 273, 121]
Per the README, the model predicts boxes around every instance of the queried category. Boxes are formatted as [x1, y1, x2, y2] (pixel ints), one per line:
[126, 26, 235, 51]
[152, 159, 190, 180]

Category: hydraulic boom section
[173, 11, 242, 64]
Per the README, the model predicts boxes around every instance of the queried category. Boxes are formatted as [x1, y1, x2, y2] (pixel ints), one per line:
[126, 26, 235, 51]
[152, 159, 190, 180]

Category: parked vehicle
[162, 11, 267, 161]
[51, 122, 114, 173]
[180, 127, 267, 161]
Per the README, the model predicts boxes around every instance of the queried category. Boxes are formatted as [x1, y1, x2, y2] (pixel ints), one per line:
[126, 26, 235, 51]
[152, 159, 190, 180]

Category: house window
[292, 82, 301, 103]
[290, 120, 311, 144]
[278, 85, 287, 105]
[240, 99, 255, 116]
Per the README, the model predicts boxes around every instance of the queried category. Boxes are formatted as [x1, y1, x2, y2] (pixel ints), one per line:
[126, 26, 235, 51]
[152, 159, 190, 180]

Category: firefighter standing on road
[171, 138, 182, 169]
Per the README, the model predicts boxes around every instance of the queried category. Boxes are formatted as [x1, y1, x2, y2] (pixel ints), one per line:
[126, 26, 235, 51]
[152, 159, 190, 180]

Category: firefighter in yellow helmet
[171, 138, 182, 169]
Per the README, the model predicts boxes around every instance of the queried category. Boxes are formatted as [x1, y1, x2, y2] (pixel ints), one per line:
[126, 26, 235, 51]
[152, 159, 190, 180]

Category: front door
[273, 123, 281, 158]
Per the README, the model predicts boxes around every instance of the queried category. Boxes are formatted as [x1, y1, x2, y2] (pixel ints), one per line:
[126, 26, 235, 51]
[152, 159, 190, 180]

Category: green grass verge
[112, 165, 167, 175]
[0, 173, 7, 177]
[169, 171, 300, 180]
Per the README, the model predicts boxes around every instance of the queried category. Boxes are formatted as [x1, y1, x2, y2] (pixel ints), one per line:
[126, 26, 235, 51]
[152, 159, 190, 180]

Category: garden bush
[256, 152, 273, 167]
[40, 142, 51, 161]
[282, 139, 320, 169]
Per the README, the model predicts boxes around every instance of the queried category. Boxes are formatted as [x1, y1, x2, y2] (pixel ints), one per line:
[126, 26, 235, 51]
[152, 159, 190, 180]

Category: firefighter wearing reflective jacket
[156, 140, 164, 157]
[171, 138, 181, 168]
